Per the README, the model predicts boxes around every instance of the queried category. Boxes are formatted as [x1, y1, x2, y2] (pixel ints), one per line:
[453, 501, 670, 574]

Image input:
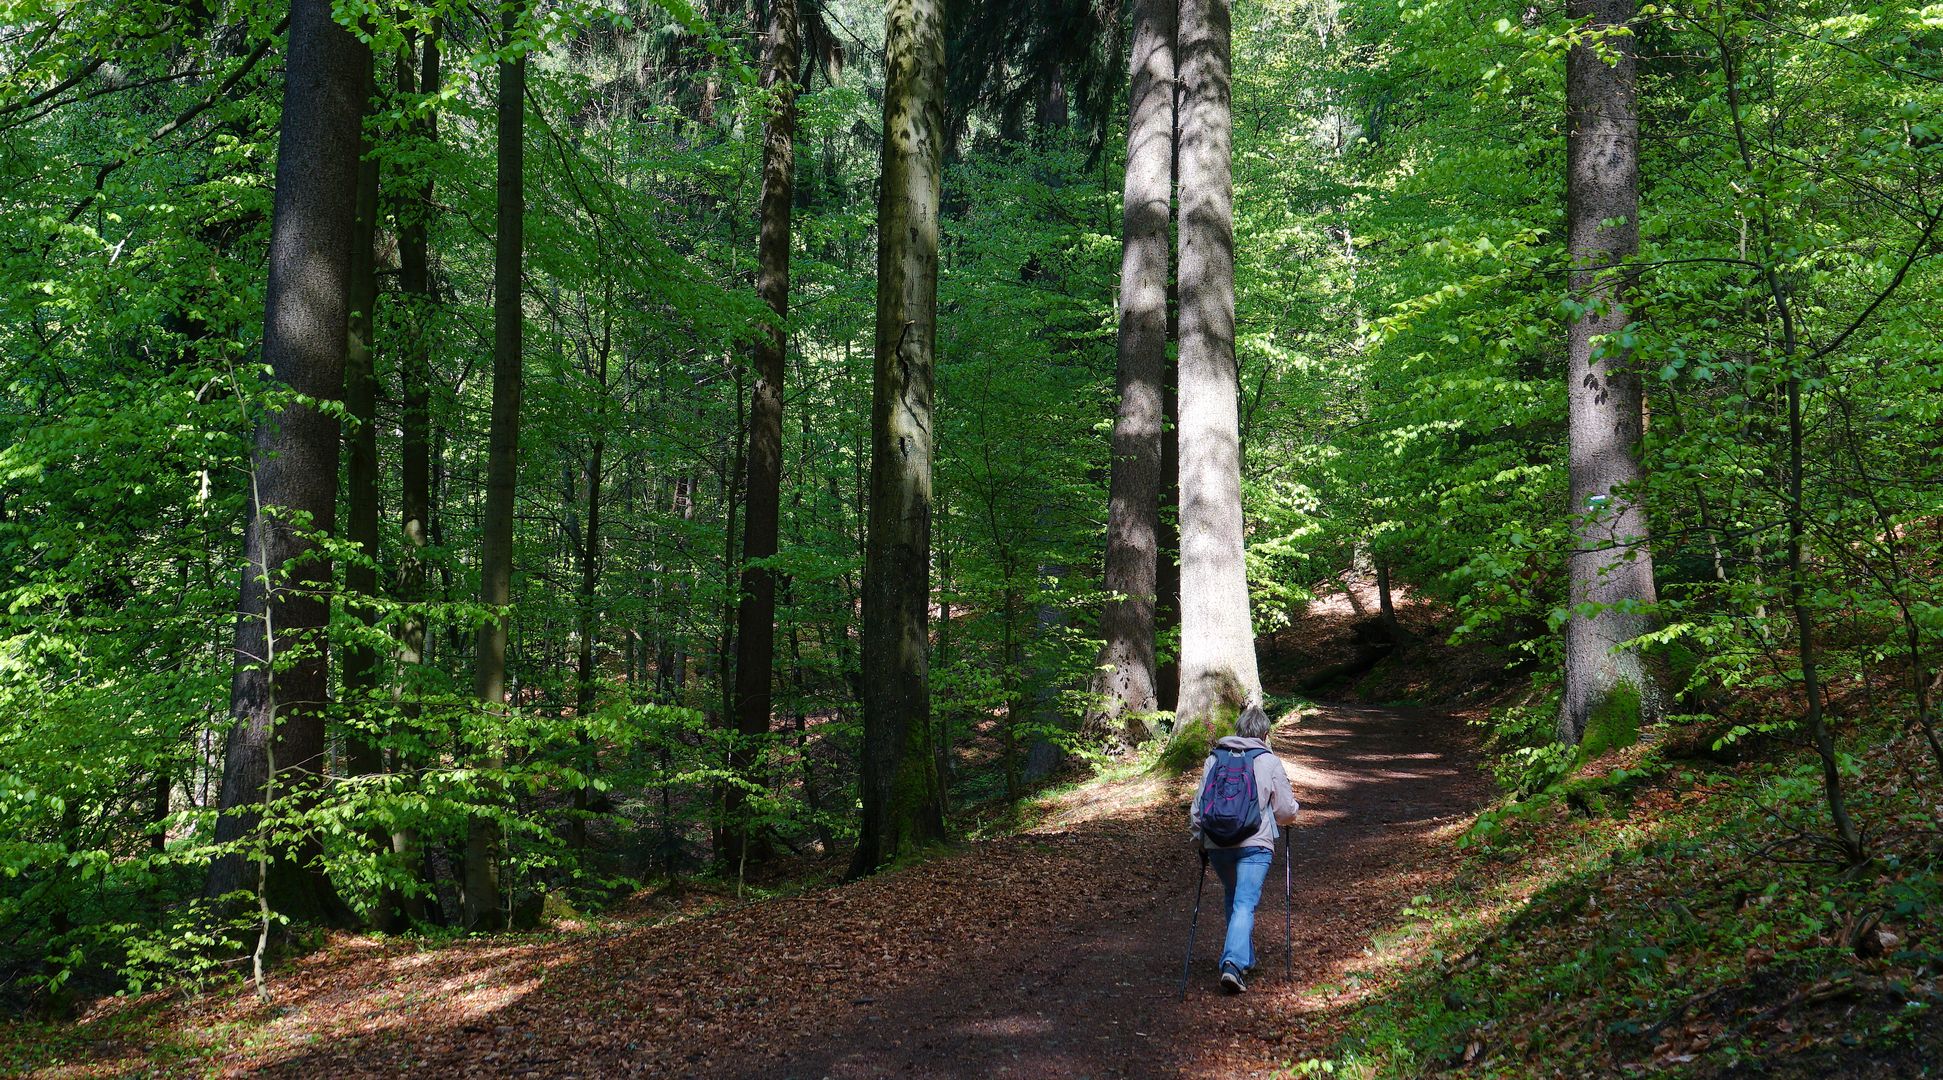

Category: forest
[2, 0, 1941, 1075]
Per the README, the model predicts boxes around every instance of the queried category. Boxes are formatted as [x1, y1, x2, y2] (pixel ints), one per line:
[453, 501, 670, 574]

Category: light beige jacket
[1188, 735, 1300, 851]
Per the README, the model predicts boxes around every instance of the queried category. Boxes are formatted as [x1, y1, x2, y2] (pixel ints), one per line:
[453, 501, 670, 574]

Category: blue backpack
[1197, 747, 1268, 846]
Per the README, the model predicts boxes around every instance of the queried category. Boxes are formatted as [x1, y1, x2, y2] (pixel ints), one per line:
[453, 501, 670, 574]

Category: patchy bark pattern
[205, 0, 365, 924]
[1089, 0, 1173, 746]
[1560, 0, 1659, 745]
[464, 5, 526, 931]
[853, 0, 949, 877]
[1174, 0, 1261, 731]
[728, 0, 800, 866]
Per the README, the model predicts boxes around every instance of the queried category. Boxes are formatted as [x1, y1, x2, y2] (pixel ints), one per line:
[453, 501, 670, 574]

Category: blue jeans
[1209, 845, 1273, 975]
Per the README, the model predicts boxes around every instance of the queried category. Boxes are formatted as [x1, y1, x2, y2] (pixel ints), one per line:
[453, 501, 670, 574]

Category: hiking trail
[90, 693, 1489, 1079]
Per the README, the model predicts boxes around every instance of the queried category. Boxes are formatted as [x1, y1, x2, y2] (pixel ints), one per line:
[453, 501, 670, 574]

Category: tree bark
[343, 44, 383, 777]
[396, 25, 438, 686]
[1172, 0, 1260, 732]
[1558, 0, 1660, 745]
[727, 0, 799, 867]
[205, 0, 363, 926]
[569, 430, 605, 854]
[463, 4, 525, 932]
[1155, 27, 1184, 717]
[850, 0, 948, 878]
[1376, 560, 1409, 646]
[1087, 0, 1173, 748]
[380, 23, 440, 930]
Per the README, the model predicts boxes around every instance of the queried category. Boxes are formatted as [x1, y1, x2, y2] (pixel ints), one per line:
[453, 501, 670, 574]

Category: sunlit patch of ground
[1034, 767, 1178, 830]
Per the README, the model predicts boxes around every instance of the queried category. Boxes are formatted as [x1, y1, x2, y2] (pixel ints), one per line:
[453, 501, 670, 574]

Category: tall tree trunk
[1155, 27, 1184, 717]
[205, 0, 362, 927]
[1172, 0, 1259, 733]
[1558, 0, 1660, 745]
[463, 4, 525, 932]
[727, 0, 799, 867]
[850, 0, 948, 878]
[384, 23, 440, 930]
[1088, 0, 1173, 747]
[343, 45, 383, 777]
[396, 24, 438, 694]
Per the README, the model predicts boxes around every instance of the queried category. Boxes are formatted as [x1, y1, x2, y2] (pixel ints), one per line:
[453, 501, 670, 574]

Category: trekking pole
[1178, 849, 1210, 1001]
[1283, 831, 1294, 982]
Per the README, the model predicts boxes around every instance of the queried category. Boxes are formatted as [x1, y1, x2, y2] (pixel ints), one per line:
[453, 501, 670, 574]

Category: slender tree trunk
[727, 0, 800, 867]
[1376, 560, 1409, 645]
[1155, 32, 1184, 717]
[712, 366, 745, 861]
[383, 23, 440, 929]
[150, 767, 171, 854]
[1558, 0, 1660, 745]
[1785, 372, 1864, 864]
[396, 23, 439, 689]
[343, 45, 383, 777]
[1088, 0, 1173, 747]
[851, 0, 948, 878]
[1172, 0, 1259, 733]
[1714, 31, 1860, 859]
[205, 0, 362, 927]
[569, 432, 605, 854]
[1156, 351, 1181, 712]
[463, 4, 525, 932]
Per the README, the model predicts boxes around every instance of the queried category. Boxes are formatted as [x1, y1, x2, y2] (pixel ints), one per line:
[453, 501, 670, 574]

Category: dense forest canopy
[2, 0, 1940, 1027]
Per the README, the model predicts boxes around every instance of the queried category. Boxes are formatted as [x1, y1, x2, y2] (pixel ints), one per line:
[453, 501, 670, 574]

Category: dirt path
[183, 703, 1487, 1079]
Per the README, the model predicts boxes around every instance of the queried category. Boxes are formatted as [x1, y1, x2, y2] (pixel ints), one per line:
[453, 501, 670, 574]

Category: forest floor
[1, 613, 1496, 1077]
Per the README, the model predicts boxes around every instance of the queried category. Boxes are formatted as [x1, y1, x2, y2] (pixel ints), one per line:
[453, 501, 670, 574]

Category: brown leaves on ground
[8, 704, 1490, 1079]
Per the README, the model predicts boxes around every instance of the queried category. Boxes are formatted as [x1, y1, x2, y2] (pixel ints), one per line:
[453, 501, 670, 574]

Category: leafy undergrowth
[0, 752, 1200, 1078]
[1284, 724, 1943, 1078]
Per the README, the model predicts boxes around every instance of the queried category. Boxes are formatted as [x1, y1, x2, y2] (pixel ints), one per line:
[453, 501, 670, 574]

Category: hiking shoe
[1220, 965, 1247, 995]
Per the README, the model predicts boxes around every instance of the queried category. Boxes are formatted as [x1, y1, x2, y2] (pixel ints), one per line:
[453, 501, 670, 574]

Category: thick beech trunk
[463, 6, 525, 932]
[205, 0, 363, 926]
[1559, 0, 1660, 745]
[727, 0, 799, 866]
[1172, 0, 1260, 731]
[1088, 0, 1173, 747]
[851, 0, 948, 878]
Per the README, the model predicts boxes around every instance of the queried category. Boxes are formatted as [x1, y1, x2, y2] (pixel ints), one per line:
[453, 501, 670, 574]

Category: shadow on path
[242, 704, 1488, 1079]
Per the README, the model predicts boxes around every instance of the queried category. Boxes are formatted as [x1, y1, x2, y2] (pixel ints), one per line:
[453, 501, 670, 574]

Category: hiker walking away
[1188, 704, 1299, 994]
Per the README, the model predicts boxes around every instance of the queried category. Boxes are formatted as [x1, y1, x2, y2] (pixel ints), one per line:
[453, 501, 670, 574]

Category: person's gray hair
[1235, 704, 1273, 740]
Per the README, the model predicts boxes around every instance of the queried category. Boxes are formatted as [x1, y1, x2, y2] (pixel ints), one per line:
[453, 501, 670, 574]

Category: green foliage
[1472, 689, 1574, 796]
[1300, 731, 1940, 1077]
[2, 0, 1941, 1022]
